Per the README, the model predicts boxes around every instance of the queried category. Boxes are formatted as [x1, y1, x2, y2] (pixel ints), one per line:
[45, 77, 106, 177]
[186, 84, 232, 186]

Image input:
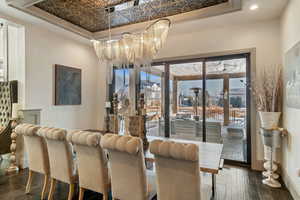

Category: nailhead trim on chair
[66, 130, 101, 147]
[37, 127, 67, 140]
[0, 82, 11, 127]
[15, 124, 40, 136]
[149, 140, 199, 161]
[100, 134, 142, 155]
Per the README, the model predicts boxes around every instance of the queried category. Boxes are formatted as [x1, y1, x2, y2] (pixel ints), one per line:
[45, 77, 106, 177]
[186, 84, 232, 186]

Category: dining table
[144, 136, 224, 197]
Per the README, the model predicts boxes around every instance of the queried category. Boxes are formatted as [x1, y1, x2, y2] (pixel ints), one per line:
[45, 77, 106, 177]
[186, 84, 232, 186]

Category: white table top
[145, 136, 224, 174]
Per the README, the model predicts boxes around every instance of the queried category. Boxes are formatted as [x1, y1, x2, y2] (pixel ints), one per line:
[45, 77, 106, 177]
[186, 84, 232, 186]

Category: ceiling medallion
[92, 18, 171, 67]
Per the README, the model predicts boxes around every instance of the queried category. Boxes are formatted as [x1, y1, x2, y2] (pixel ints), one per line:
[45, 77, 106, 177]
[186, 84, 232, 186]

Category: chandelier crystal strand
[92, 18, 171, 68]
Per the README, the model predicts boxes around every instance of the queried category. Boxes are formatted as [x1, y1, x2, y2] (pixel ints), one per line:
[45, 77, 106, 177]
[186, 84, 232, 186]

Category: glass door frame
[152, 53, 251, 165]
[108, 53, 252, 165]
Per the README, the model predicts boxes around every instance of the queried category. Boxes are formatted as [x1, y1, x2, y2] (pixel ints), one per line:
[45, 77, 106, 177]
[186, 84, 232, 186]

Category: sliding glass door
[205, 57, 249, 163]
[167, 62, 204, 141]
[152, 54, 251, 164]
[140, 69, 164, 137]
[109, 53, 251, 164]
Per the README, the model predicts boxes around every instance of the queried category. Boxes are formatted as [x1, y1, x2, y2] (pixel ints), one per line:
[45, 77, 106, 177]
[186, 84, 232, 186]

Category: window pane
[169, 62, 203, 141]
[140, 68, 163, 137]
[114, 68, 130, 101]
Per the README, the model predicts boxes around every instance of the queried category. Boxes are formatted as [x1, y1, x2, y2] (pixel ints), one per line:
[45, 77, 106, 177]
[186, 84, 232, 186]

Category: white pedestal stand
[262, 144, 281, 188]
[258, 111, 282, 182]
[262, 147, 279, 179]
[260, 128, 282, 188]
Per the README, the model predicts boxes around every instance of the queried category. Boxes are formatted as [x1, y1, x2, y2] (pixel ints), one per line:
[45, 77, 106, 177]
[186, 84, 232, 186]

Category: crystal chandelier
[92, 18, 171, 67]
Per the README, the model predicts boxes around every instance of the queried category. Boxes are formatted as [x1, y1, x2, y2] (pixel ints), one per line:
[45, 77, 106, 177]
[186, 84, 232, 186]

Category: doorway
[151, 53, 251, 164]
[110, 53, 251, 165]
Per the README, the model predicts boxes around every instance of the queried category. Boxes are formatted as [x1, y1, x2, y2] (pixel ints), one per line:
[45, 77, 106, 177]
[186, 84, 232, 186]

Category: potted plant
[251, 65, 283, 128]
[246, 65, 283, 187]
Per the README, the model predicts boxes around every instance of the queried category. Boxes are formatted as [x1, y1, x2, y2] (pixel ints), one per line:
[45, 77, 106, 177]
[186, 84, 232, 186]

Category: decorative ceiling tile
[35, 0, 228, 32]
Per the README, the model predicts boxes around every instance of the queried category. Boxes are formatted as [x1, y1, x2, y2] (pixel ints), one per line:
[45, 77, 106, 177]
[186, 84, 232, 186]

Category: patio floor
[146, 121, 247, 163]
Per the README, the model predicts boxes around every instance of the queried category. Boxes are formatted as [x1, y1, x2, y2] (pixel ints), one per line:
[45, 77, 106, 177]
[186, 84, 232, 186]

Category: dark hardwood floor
[0, 163, 294, 200]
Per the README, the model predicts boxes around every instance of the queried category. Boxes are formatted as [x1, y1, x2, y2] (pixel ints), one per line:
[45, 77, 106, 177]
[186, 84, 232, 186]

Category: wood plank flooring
[0, 165, 294, 200]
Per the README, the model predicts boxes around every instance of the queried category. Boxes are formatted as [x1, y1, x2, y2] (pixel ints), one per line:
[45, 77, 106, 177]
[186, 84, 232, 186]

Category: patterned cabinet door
[109, 115, 119, 134]
[128, 116, 142, 137]
[128, 115, 148, 150]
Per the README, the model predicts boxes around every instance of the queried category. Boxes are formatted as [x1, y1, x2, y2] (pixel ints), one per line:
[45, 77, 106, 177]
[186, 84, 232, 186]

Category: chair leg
[68, 184, 75, 200]
[25, 170, 34, 194]
[41, 175, 49, 200]
[48, 179, 56, 200]
[78, 187, 85, 200]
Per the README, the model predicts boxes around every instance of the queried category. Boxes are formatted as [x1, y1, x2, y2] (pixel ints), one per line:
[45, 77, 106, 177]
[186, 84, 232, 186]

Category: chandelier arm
[145, 18, 171, 30]
[108, 10, 112, 41]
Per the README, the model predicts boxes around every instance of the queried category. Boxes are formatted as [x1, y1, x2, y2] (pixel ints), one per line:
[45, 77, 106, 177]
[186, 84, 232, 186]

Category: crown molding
[92, 0, 241, 39]
[6, 0, 241, 40]
[6, 0, 46, 8]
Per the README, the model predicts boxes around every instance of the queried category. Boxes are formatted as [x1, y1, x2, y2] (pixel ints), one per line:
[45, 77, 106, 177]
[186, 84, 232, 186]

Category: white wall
[24, 25, 105, 129]
[281, 0, 300, 198]
[156, 17, 282, 165]
[0, 13, 106, 130]
[0, 0, 283, 166]
[7, 24, 26, 105]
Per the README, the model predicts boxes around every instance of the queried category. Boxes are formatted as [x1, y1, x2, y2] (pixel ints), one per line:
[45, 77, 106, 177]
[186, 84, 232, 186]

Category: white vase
[258, 111, 282, 187]
[258, 111, 281, 129]
[259, 111, 281, 162]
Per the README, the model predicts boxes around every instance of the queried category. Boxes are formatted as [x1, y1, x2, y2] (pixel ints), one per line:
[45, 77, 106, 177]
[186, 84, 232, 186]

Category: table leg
[212, 174, 216, 198]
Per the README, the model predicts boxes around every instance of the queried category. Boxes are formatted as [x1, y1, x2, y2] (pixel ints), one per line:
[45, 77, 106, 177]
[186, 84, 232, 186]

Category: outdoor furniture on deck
[170, 119, 223, 143]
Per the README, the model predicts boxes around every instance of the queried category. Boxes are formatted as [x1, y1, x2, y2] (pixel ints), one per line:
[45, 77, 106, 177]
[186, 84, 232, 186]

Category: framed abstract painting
[55, 64, 82, 105]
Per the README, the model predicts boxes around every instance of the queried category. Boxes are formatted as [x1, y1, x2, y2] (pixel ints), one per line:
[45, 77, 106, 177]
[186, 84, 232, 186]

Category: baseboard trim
[282, 167, 300, 200]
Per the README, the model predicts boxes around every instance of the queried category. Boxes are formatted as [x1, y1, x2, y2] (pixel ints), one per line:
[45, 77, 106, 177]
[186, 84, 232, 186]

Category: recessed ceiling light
[250, 4, 259, 10]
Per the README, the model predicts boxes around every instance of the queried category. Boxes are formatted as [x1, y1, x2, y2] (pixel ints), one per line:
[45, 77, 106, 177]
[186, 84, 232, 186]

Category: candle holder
[105, 102, 111, 133]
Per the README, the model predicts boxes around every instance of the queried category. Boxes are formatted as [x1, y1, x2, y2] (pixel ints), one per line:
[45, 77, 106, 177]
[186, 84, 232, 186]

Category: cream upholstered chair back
[15, 124, 50, 175]
[38, 127, 76, 184]
[149, 140, 201, 200]
[101, 134, 148, 200]
[67, 131, 109, 194]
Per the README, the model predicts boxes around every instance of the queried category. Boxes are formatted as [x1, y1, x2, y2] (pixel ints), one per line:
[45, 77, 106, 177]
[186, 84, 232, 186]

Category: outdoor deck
[146, 120, 247, 162]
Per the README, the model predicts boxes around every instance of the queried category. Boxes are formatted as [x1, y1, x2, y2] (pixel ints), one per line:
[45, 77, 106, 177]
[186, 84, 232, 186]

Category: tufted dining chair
[67, 130, 110, 200]
[0, 81, 18, 156]
[101, 134, 156, 200]
[38, 127, 77, 200]
[15, 123, 50, 200]
[149, 140, 201, 200]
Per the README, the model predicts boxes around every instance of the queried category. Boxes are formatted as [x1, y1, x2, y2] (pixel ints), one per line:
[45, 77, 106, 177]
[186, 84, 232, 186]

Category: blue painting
[55, 65, 81, 105]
